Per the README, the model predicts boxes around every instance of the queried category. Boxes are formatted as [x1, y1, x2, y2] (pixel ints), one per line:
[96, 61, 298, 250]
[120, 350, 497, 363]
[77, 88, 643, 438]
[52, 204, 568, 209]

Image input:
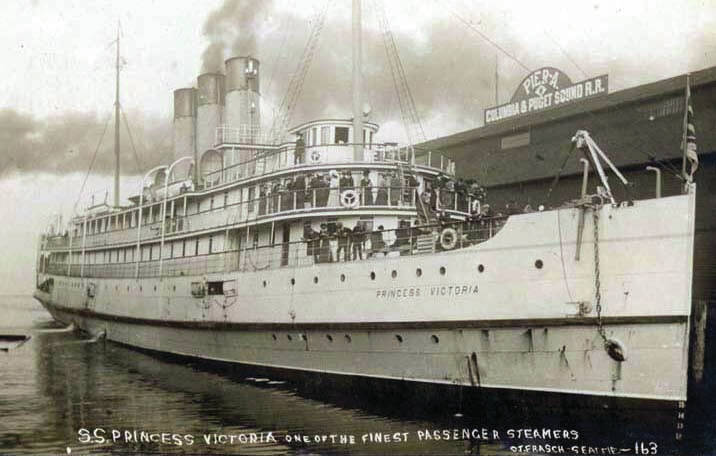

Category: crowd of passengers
[300, 196, 534, 263]
[253, 170, 506, 215]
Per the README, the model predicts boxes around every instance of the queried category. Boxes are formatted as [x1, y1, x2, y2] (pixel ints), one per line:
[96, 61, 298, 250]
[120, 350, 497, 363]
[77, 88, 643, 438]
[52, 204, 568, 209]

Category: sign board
[484, 67, 608, 125]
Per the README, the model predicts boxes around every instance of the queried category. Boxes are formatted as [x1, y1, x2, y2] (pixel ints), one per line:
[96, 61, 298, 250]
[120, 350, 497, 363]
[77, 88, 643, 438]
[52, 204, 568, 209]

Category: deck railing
[41, 186, 482, 252]
[203, 142, 455, 190]
[48, 218, 506, 279]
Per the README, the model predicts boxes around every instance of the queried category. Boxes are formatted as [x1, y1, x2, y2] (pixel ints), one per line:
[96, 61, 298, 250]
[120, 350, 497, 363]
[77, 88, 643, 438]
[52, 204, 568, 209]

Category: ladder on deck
[397, 161, 438, 226]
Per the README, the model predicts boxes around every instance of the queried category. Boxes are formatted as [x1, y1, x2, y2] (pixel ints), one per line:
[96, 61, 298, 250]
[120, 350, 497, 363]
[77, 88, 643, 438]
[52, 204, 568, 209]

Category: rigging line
[73, 114, 112, 215]
[264, 14, 294, 116]
[445, 2, 531, 73]
[545, 142, 576, 206]
[555, 208, 574, 303]
[543, 30, 589, 79]
[119, 105, 144, 174]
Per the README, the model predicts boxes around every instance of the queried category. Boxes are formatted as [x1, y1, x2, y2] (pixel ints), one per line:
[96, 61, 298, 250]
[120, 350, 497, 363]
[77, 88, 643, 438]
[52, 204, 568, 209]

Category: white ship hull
[34, 191, 696, 406]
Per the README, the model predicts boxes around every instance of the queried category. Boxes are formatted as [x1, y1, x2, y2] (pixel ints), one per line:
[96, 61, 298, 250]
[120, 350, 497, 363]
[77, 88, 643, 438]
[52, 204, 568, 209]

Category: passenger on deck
[360, 170, 373, 206]
[375, 173, 388, 205]
[336, 222, 351, 262]
[339, 170, 355, 193]
[389, 171, 401, 206]
[280, 178, 292, 211]
[293, 173, 307, 209]
[319, 223, 331, 263]
[351, 223, 366, 260]
[370, 225, 386, 257]
[316, 173, 330, 207]
[327, 170, 340, 207]
[304, 224, 320, 262]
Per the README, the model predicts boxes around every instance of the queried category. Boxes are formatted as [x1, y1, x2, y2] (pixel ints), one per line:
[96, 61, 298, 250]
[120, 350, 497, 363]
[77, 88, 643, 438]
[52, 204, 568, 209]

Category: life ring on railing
[310, 150, 322, 163]
[340, 189, 360, 209]
[439, 227, 458, 250]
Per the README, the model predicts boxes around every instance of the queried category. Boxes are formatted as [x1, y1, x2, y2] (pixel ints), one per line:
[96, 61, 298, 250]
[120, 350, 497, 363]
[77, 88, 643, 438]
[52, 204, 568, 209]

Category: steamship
[34, 3, 697, 418]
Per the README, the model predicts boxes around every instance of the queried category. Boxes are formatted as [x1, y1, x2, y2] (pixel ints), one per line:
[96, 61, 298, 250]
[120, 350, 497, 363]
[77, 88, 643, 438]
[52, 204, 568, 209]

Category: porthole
[290, 278, 295, 285]
[344, 334, 352, 343]
[263, 280, 267, 287]
[326, 334, 333, 342]
[340, 274, 346, 282]
[271, 334, 277, 341]
[431, 335, 440, 344]
[395, 334, 404, 343]
[416, 268, 422, 277]
[313, 276, 319, 284]
[287, 334, 293, 341]
[535, 259, 544, 269]
[478, 264, 485, 273]
[391, 270, 398, 279]
[439, 266, 446, 275]
[370, 271, 376, 280]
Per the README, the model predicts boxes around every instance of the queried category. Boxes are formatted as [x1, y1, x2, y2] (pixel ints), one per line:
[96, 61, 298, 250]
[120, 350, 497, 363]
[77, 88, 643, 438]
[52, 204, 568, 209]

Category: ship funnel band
[225, 56, 260, 93]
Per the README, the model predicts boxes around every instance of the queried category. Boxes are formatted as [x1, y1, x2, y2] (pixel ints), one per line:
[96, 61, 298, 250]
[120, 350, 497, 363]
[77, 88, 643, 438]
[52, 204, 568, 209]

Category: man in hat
[339, 170, 355, 194]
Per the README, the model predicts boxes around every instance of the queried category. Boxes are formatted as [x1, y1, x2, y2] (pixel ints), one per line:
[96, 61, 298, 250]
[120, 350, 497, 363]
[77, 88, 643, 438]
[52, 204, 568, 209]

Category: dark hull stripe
[35, 294, 688, 331]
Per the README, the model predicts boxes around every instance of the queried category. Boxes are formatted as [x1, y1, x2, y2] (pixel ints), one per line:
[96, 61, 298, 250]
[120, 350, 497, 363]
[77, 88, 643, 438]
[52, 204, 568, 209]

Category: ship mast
[352, 0, 363, 161]
[113, 25, 121, 208]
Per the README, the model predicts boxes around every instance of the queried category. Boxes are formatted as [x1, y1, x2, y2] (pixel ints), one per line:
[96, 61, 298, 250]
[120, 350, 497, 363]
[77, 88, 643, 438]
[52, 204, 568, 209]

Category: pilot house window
[335, 127, 349, 144]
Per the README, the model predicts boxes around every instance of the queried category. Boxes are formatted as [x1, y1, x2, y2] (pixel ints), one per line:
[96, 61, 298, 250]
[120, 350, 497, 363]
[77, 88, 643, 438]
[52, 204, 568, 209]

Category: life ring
[440, 227, 458, 250]
[340, 189, 360, 209]
[310, 149, 322, 163]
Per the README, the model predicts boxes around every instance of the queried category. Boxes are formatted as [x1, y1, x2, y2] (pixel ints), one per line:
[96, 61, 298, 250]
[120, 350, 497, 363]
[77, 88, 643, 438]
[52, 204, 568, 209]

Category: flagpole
[681, 73, 690, 182]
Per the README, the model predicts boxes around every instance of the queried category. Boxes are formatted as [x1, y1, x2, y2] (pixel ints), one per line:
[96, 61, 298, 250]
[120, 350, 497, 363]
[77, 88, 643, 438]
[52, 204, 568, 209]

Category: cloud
[0, 108, 172, 178]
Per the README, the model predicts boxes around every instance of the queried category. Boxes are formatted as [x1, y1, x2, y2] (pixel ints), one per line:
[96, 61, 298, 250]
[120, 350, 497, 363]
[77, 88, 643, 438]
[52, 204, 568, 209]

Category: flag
[683, 75, 698, 181]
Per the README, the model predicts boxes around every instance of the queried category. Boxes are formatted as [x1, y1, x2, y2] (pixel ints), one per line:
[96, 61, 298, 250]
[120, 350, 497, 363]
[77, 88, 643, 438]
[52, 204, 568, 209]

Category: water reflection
[2, 297, 710, 455]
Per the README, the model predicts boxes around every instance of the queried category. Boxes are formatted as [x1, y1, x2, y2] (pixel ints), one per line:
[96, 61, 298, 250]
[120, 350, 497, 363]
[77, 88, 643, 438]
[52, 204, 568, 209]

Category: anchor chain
[592, 207, 608, 345]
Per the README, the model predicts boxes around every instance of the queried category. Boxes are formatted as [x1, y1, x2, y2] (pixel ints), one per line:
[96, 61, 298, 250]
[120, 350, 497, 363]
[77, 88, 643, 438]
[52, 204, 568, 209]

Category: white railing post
[135, 165, 167, 279]
[159, 157, 194, 281]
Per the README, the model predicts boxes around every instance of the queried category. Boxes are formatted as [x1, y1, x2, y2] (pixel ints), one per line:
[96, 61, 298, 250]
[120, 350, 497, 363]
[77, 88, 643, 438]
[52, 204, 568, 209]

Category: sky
[0, 0, 715, 294]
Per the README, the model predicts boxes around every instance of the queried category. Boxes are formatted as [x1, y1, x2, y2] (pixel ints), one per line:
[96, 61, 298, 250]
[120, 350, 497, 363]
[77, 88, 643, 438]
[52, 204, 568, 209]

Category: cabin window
[335, 127, 349, 144]
[182, 240, 186, 257]
[210, 197, 214, 210]
[321, 126, 331, 144]
[194, 238, 199, 256]
[190, 281, 206, 298]
[223, 192, 228, 207]
[207, 281, 223, 295]
[311, 127, 319, 145]
[208, 235, 213, 254]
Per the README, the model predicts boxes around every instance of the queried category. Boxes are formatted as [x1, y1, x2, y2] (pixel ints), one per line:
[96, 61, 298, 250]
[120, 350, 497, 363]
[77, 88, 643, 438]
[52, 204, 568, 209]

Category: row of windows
[65, 236, 221, 265]
[273, 264, 487, 288]
[271, 332, 440, 345]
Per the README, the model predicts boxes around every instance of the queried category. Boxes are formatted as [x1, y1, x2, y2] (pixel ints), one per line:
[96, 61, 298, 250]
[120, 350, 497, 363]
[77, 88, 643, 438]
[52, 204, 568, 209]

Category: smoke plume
[200, 0, 274, 73]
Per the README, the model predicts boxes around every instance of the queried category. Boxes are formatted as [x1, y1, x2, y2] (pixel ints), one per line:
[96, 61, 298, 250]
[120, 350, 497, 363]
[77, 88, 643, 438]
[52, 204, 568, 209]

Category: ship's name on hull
[376, 284, 478, 299]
